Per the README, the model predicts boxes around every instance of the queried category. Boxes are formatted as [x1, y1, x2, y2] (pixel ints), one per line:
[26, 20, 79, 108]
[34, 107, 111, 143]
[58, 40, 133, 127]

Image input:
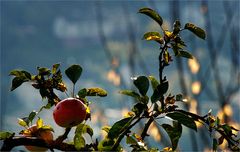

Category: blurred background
[1, 0, 239, 151]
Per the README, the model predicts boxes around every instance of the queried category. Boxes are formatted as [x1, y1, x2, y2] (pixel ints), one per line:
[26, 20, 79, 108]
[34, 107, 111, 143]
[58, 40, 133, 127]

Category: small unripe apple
[53, 98, 87, 127]
[23, 125, 53, 152]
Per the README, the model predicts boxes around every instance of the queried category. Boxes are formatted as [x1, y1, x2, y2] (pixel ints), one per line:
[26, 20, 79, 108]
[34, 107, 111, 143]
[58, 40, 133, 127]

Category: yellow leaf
[146, 35, 160, 41]
[162, 147, 173, 152]
[37, 118, 43, 129]
[164, 31, 173, 38]
[18, 118, 27, 127]
[19, 129, 31, 136]
[85, 105, 90, 114]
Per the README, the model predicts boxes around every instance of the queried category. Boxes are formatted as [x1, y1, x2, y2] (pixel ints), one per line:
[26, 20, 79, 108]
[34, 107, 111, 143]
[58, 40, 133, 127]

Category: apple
[23, 125, 53, 152]
[53, 98, 87, 127]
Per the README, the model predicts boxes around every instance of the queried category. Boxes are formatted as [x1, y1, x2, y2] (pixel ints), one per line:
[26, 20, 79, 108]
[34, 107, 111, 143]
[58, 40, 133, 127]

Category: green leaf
[0, 131, 14, 140]
[151, 89, 161, 103]
[44, 103, 52, 109]
[86, 87, 107, 97]
[74, 134, 85, 150]
[75, 124, 85, 134]
[18, 118, 28, 127]
[143, 32, 163, 43]
[75, 124, 93, 137]
[52, 63, 60, 74]
[98, 138, 115, 151]
[86, 126, 94, 137]
[184, 23, 206, 40]
[39, 88, 49, 98]
[132, 103, 148, 116]
[177, 50, 194, 59]
[171, 43, 180, 56]
[133, 76, 149, 96]
[119, 90, 140, 98]
[166, 112, 197, 131]
[9, 70, 31, 80]
[78, 88, 88, 98]
[37, 67, 51, 76]
[139, 7, 163, 26]
[151, 81, 169, 102]
[126, 136, 138, 145]
[139, 96, 149, 104]
[9, 70, 23, 77]
[157, 81, 169, 95]
[176, 94, 183, 101]
[148, 75, 159, 90]
[28, 111, 38, 124]
[10, 76, 29, 91]
[108, 117, 133, 139]
[162, 122, 182, 151]
[65, 64, 82, 84]
[221, 124, 232, 136]
[212, 138, 218, 151]
[173, 20, 181, 35]
[102, 126, 111, 134]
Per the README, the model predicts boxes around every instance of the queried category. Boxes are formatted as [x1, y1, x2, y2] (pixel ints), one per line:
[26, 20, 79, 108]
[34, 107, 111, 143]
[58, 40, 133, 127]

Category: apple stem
[72, 84, 75, 97]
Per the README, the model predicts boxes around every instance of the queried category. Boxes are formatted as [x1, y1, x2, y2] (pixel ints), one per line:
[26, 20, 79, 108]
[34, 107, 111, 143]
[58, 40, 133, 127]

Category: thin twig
[111, 116, 143, 150]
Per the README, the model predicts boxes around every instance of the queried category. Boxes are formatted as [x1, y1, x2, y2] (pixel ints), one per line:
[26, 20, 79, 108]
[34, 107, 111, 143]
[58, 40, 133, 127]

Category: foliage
[1, 7, 239, 152]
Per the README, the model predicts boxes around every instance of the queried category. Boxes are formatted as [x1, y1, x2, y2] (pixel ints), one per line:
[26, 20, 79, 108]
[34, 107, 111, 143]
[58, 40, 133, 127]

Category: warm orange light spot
[121, 108, 130, 117]
[149, 122, 161, 142]
[229, 121, 240, 135]
[101, 129, 108, 139]
[192, 81, 201, 95]
[189, 99, 198, 114]
[219, 138, 227, 150]
[223, 104, 233, 117]
[90, 112, 98, 124]
[195, 121, 203, 128]
[188, 58, 200, 74]
[217, 110, 225, 124]
[107, 70, 121, 86]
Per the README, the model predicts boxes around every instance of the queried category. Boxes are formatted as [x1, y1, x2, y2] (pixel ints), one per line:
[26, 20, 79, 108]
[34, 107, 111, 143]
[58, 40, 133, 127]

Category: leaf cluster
[1, 7, 239, 152]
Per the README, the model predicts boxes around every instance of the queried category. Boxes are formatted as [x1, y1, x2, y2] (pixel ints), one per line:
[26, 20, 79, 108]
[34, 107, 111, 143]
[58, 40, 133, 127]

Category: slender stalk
[111, 116, 143, 150]
[159, 50, 164, 84]
[55, 127, 71, 144]
[72, 84, 75, 97]
[141, 117, 154, 140]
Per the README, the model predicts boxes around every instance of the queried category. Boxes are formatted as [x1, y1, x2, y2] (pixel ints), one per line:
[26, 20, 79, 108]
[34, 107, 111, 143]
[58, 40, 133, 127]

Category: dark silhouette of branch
[121, 2, 150, 75]
[94, 1, 127, 89]
[201, 0, 238, 105]
[169, 1, 199, 151]
[55, 127, 71, 144]
[1, 137, 77, 151]
[111, 116, 143, 150]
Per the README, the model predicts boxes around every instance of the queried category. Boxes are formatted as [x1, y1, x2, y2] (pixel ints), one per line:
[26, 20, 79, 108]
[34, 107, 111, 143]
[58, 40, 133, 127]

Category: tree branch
[55, 127, 71, 144]
[1, 137, 77, 151]
[111, 116, 143, 150]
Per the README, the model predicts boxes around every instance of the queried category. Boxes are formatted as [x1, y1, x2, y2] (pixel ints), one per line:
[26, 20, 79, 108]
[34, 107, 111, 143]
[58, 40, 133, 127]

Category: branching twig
[0, 137, 77, 151]
[55, 127, 71, 144]
[111, 116, 143, 150]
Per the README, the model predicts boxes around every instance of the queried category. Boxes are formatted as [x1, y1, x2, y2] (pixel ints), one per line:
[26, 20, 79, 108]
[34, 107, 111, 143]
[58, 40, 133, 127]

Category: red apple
[23, 125, 53, 152]
[53, 98, 87, 127]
